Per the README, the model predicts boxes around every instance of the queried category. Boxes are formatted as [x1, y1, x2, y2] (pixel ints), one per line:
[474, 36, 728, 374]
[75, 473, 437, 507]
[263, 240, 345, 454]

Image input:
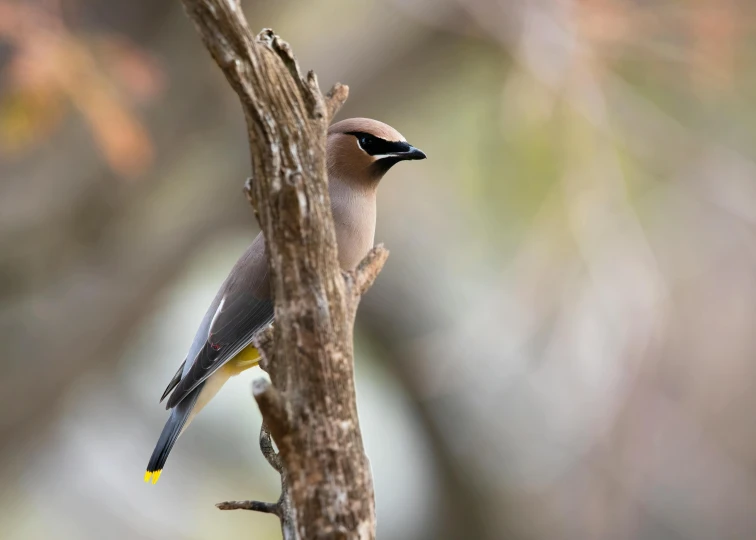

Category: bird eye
[359, 135, 373, 149]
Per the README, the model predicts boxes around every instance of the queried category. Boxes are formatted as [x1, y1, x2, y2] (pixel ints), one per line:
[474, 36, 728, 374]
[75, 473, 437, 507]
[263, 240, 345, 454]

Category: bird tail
[145, 384, 201, 484]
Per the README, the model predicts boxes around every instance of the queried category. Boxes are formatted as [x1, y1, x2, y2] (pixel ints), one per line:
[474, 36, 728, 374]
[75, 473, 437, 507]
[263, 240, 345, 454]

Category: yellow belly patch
[224, 344, 261, 375]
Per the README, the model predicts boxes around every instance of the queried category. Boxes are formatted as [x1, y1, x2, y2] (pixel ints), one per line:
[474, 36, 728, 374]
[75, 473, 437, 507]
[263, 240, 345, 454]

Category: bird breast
[330, 187, 377, 271]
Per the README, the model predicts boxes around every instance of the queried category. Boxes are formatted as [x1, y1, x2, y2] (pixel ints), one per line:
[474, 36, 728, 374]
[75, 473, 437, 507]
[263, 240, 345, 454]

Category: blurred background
[3, 0, 756, 538]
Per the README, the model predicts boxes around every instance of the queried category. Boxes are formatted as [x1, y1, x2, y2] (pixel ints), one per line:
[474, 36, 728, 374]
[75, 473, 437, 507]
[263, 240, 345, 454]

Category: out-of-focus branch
[179, 0, 379, 538]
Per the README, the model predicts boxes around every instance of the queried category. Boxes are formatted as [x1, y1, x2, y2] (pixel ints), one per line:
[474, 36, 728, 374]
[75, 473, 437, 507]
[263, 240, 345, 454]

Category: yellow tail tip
[144, 470, 162, 484]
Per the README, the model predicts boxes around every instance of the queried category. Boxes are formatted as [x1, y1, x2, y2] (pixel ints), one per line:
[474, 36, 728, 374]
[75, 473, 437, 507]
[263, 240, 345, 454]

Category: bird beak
[395, 145, 426, 161]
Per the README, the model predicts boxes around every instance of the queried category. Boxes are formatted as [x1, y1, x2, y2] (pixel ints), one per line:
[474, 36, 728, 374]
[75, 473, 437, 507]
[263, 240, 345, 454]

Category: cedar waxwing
[145, 118, 425, 483]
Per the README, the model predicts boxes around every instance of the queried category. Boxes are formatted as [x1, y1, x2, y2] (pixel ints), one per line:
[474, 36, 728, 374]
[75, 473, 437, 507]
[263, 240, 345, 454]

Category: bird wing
[165, 288, 274, 409]
[164, 233, 274, 409]
[159, 359, 185, 403]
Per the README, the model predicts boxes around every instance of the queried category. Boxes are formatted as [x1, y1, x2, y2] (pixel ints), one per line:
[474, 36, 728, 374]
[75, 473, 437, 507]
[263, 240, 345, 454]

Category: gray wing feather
[159, 359, 185, 403]
[164, 233, 273, 409]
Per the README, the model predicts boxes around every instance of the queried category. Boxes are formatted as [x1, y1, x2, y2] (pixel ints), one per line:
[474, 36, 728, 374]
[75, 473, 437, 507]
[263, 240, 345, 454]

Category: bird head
[327, 118, 426, 184]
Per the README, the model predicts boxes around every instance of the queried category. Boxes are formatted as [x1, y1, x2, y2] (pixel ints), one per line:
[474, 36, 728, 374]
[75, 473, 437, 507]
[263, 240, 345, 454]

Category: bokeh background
[3, 0, 756, 539]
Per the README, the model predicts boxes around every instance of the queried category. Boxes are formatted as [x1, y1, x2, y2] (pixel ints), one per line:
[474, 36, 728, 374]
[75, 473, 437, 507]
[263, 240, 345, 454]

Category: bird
[145, 118, 426, 483]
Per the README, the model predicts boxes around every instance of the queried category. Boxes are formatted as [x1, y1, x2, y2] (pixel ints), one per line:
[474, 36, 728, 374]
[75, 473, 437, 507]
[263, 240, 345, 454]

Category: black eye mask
[346, 132, 411, 156]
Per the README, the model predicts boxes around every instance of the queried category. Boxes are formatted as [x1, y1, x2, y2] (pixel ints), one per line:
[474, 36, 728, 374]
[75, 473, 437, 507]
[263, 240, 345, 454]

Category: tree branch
[217, 499, 279, 514]
[347, 244, 390, 298]
[259, 422, 282, 473]
[179, 0, 379, 538]
[252, 378, 290, 443]
[325, 82, 350, 121]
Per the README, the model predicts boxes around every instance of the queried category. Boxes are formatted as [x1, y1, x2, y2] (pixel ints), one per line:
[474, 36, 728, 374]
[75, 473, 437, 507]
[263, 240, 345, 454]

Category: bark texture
[179, 1, 383, 538]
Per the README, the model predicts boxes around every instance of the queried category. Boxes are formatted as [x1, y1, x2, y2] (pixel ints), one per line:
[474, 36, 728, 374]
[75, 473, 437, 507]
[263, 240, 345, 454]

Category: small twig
[217, 406, 295, 535]
[259, 422, 283, 473]
[252, 378, 290, 443]
[217, 499, 280, 514]
[345, 244, 390, 298]
[254, 419, 296, 536]
[217, 409, 295, 534]
[325, 82, 349, 121]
